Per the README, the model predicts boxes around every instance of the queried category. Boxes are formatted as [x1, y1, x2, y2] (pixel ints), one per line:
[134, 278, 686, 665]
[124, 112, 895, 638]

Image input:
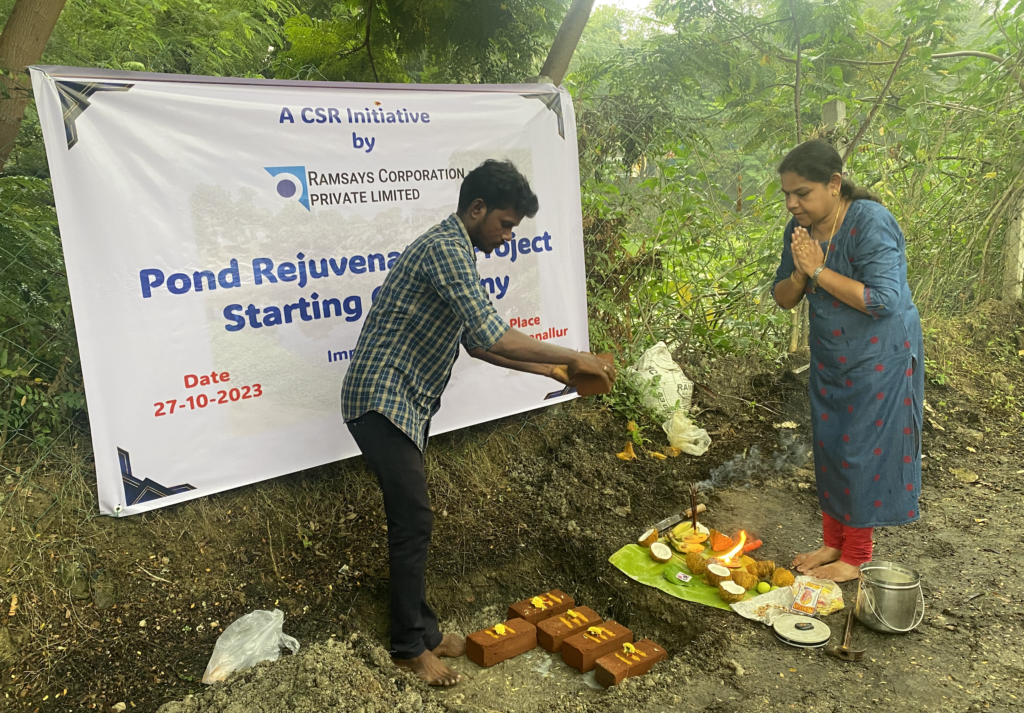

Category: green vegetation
[1, 0, 1022, 452]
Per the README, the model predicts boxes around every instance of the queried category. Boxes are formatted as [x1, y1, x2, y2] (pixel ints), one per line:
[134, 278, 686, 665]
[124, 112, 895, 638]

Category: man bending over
[341, 159, 615, 686]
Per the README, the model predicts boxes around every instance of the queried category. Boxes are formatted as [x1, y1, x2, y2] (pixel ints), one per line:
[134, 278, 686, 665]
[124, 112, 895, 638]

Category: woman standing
[772, 139, 924, 582]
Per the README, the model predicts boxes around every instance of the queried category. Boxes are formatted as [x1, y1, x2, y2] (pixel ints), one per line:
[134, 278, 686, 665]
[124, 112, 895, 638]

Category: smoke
[696, 431, 810, 493]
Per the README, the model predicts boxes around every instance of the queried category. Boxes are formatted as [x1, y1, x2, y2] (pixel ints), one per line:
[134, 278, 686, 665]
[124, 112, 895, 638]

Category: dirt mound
[157, 634, 440, 713]
[155, 630, 691, 713]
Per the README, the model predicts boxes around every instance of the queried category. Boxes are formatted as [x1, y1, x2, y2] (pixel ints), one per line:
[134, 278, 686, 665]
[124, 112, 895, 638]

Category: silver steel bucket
[855, 561, 925, 634]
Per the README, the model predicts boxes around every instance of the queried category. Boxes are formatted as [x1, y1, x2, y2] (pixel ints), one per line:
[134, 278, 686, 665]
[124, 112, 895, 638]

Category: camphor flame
[719, 530, 747, 564]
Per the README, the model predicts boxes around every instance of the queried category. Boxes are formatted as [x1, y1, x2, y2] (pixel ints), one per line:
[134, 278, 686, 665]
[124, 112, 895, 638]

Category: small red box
[507, 589, 574, 625]
[466, 618, 537, 668]
[561, 620, 633, 673]
[594, 638, 668, 687]
[536, 606, 602, 653]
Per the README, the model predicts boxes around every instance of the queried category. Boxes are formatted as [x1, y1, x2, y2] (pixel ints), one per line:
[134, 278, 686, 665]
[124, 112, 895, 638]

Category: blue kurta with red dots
[775, 200, 924, 528]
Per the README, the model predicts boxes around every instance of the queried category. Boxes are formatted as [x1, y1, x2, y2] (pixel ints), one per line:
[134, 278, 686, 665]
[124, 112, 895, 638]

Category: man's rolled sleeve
[855, 219, 902, 320]
[423, 239, 509, 350]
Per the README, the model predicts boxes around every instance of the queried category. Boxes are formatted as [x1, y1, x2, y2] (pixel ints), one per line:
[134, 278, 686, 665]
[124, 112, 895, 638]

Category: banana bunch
[667, 520, 709, 554]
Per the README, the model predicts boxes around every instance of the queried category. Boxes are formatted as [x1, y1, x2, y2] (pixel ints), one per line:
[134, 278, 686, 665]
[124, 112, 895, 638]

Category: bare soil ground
[2, 304, 1022, 713]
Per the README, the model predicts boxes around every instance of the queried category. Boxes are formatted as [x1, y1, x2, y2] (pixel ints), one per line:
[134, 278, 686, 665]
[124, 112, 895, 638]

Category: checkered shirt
[341, 214, 509, 451]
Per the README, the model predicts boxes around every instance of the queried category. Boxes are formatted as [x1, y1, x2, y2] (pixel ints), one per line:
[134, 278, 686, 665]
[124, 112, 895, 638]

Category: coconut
[771, 567, 796, 588]
[704, 563, 732, 587]
[747, 560, 776, 580]
[638, 528, 659, 548]
[717, 581, 747, 604]
[731, 570, 759, 591]
[649, 542, 673, 563]
[685, 552, 707, 575]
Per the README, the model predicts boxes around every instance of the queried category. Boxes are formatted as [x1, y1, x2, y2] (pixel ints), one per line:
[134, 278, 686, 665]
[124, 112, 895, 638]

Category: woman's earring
[832, 190, 838, 196]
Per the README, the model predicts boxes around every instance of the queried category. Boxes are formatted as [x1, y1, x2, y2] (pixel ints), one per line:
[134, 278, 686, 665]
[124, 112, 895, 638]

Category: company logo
[264, 166, 310, 210]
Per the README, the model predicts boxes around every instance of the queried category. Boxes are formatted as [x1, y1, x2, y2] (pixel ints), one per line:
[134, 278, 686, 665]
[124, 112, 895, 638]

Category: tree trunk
[538, 0, 595, 85]
[0, 0, 67, 171]
[1004, 196, 1024, 303]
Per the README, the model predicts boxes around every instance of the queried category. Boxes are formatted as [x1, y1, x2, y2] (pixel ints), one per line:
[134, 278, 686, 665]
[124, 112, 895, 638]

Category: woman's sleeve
[853, 211, 904, 320]
[772, 220, 797, 290]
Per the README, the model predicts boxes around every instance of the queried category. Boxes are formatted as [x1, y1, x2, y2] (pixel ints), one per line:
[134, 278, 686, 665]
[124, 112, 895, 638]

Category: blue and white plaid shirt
[341, 214, 509, 450]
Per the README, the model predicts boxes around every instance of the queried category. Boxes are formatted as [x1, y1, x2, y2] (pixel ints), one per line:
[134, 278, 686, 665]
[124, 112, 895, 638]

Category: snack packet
[791, 581, 824, 615]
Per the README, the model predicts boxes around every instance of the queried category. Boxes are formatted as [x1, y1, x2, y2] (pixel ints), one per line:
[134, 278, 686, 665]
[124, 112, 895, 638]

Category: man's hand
[569, 352, 616, 392]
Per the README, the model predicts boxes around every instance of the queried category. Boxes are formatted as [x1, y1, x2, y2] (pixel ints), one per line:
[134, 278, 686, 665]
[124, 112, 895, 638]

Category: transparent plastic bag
[662, 409, 711, 456]
[202, 609, 299, 684]
[627, 341, 694, 415]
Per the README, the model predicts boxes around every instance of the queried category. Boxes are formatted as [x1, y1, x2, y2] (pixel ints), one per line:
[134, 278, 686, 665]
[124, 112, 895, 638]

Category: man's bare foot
[431, 634, 466, 658]
[393, 649, 464, 687]
[807, 560, 861, 583]
[792, 546, 841, 573]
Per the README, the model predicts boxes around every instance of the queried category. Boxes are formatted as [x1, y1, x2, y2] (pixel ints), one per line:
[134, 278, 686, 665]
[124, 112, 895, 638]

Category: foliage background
[0, 0, 1022, 471]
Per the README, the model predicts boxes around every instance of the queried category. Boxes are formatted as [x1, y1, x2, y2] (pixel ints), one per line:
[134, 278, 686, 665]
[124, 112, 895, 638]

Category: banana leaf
[608, 544, 757, 611]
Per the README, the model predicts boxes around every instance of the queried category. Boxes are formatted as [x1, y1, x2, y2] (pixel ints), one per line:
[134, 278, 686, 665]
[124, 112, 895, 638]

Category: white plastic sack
[662, 410, 711, 456]
[627, 341, 693, 415]
[202, 609, 299, 684]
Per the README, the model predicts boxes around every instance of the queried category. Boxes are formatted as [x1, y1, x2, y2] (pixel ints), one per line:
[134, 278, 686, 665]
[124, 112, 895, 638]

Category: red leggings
[822, 513, 873, 567]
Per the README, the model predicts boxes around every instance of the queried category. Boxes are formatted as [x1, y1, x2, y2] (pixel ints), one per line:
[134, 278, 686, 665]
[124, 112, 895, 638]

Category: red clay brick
[561, 620, 633, 673]
[466, 618, 537, 668]
[594, 638, 668, 688]
[507, 589, 575, 625]
[536, 606, 602, 653]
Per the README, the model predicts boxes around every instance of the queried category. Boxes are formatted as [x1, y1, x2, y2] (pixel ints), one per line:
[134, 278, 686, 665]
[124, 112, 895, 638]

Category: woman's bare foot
[807, 560, 861, 583]
[392, 650, 464, 687]
[431, 634, 466, 658]
[792, 545, 841, 573]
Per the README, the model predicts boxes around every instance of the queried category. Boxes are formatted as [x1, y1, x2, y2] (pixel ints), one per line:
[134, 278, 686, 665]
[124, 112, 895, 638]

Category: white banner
[31, 67, 588, 516]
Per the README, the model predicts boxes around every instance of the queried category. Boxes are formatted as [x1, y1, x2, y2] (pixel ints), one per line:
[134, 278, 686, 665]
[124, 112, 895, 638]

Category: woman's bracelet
[790, 271, 804, 285]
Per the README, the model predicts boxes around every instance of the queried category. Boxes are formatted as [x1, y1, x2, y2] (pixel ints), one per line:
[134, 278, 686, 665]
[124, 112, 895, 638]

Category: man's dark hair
[457, 159, 539, 217]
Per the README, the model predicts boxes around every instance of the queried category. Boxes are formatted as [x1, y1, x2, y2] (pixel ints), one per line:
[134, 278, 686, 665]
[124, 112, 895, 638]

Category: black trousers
[347, 410, 442, 659]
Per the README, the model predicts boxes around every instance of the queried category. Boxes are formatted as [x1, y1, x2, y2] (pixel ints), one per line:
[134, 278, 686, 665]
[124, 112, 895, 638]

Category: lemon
[756, 581, 771, 594]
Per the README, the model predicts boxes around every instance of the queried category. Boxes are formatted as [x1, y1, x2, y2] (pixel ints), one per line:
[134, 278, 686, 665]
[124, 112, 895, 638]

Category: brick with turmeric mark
[467, 618, 536, 668]
[561, 620, 633, 673]
[595, 638, 667, 688]
[507, 589, 574, 625]
[536, 606, 602, 653]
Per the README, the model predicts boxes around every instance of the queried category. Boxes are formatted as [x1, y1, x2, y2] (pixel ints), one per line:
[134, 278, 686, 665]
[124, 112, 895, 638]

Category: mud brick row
[561, 620, 633, 673]
[594, 639, 668, 688]
[507, 589, 574, 625]
[466, 618, 537, 668]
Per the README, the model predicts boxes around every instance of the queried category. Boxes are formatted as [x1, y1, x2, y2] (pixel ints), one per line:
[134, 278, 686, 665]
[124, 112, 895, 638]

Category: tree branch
[828, 49, 1024, 91]
[865, 31, 892, 48]
[335, 1, 377, 81]
[788, 0, 801, 143]
[364, 1, 378, 82]
[694, 18, 790, 50]
[932, 50, 1024, 91]
[843, 36, 913, 162]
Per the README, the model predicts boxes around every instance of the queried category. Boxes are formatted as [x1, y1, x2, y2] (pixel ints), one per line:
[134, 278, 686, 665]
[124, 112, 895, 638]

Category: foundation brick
[466, 618, 537, 668]
[507, 589, 575, 625]
[594, 638, 668, 688]
[536, 606, 603, 653]
[561, 620, 633, 673]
